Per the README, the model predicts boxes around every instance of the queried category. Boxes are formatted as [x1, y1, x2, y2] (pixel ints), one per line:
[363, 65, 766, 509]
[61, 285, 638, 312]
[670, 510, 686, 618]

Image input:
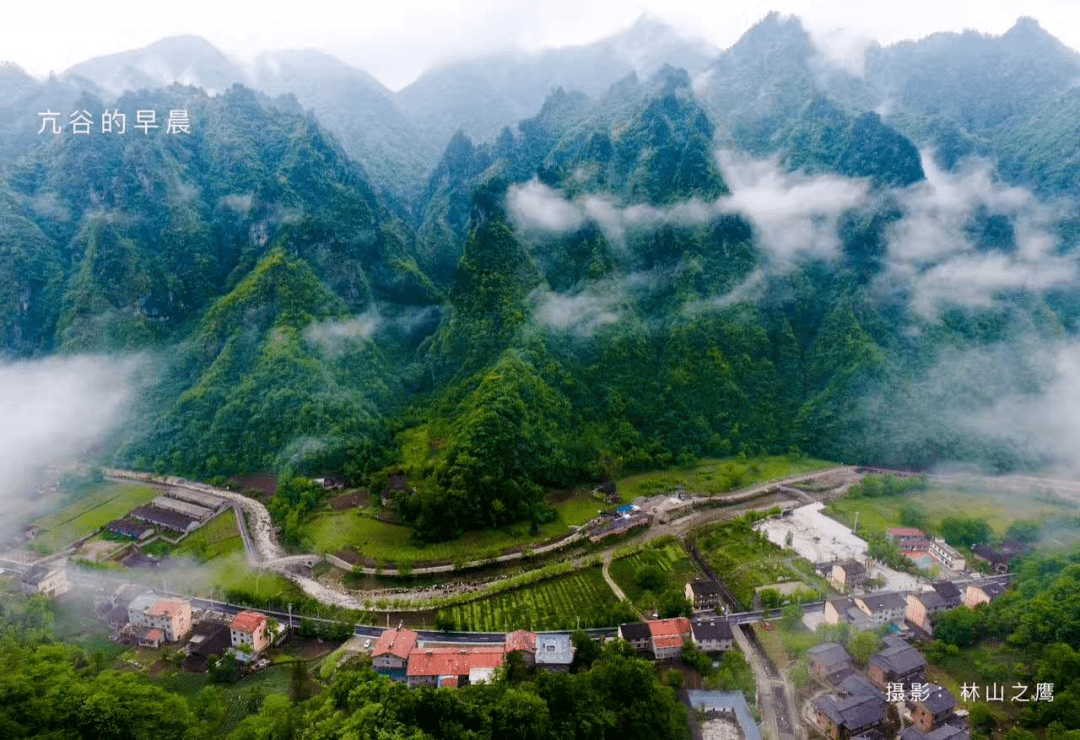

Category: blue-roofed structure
[686, 690, 761, 740]
[616, 504, 638, 516]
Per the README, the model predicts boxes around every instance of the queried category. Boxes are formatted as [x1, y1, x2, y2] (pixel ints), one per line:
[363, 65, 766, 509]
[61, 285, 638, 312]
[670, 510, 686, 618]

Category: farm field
[607, 539, 699, 613]
[172, 509, 244, 561]
[617, 455, 835, 500]
[824, 479, 1078, 545]
[31, 481, 161, 553]
[438, 567, 628, 632]
[694, 515, 825, 610]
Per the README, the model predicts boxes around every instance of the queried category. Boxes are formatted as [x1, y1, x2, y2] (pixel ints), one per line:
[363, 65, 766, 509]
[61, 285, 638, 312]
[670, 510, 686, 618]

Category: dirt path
[600, 550, 643, 620]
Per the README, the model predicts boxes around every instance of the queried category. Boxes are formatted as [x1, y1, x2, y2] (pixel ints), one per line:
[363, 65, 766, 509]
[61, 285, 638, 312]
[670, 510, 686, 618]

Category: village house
[690, 618, 733, 653]
[181, 619, 232, 672]
[648, 617, 692, 660]
[127, 594, 192, 642]
[910, 684, 958, 731]
[807, 642, 854, 681]
[824, 597, 878, 630]
[20, 563, 68, 597]
[106, 518, 155, 542]
[906, 591, 948, 633]
[618, 622, 653, 654]
[406, 646, 505, 688]
[504, 630, 537, 666]
[855, 593, 908, 626]
[971, 540, 1025, 574]
[868, 645, 927, 689]
[685, 580, 724, 610]
[840, 673, 886, 701]
[373, 626, 419, 680]
[929, 581, 962, 609]
[887, 528, 930, 553]
[535, 633, 574, 671]
[964, 581, 1008, 608]
[831, 561, 867, 593]
[230, 610, 269, 660]
[928, 539, 966, 572]
[813, 694, 889, 740]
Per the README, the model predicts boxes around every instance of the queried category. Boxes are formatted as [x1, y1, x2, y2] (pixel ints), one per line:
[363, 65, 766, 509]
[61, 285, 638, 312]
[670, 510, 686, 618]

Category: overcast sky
[3, 0, 1079, 91]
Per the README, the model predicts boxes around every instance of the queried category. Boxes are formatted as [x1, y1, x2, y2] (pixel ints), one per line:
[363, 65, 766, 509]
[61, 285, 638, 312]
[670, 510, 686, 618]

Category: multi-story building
[230, 610, 269, 660]
[127, 594, 192, 642]
[928, 539, 965, 571]
[20, 564, 68, 597]
[685, 580, 723, 610]
[831, 561, 867, 593]
[855, 593, 908, 626]
[372, 627, 419, 680]
[690, 618, 733, 653]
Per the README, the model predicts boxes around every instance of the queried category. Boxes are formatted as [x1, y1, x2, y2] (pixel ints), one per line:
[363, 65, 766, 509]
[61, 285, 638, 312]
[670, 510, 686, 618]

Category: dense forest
[3, 14, 1080, 540]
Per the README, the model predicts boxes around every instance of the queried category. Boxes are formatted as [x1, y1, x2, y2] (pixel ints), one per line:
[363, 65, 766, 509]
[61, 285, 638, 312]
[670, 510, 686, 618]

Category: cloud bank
[0, 354, 141, 531]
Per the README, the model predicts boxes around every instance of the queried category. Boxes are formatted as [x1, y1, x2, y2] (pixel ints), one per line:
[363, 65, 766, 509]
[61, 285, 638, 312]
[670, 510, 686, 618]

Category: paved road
[600, 551, 643, 619]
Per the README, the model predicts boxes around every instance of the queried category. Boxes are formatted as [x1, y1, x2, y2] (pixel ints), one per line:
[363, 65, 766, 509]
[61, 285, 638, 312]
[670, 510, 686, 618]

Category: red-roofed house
[128, 595, 192, 642]
[138, 627, 164, 648]
[373, 627, 419, 679]
[407, 646, 505, 687]
[648, 617, 692, 659]
[504, 630, 537, 666]
[230, 611, 269, 659]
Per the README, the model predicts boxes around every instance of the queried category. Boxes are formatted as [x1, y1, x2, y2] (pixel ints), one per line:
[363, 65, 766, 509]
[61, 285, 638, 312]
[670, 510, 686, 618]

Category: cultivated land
[438, 566, 619, 632]
[31, 481, 160, 553]
[693, 517, 827, 610]
[171, 509, 245, 561]
[824, 477, 1080, 544]
[607, 538, 700, 614]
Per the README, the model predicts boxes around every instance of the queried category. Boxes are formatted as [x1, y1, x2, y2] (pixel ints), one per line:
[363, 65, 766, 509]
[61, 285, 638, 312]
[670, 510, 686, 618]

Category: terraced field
[439, 567, 629, 632]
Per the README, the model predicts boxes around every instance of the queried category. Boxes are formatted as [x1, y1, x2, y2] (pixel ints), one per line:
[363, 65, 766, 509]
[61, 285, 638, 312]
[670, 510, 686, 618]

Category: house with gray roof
[840, 673, 885, 700]
[618, 622, 652, 654]
[855, 593, 908, 626]
[535, 633, 574, 671]
[911, 684, 957, 731]
[690, 618, 733, 653]
[807, 642, 853, 680]
[930, 581, 962, 608]
[868, 645, 927, 688]
[813, 694, 889, 740]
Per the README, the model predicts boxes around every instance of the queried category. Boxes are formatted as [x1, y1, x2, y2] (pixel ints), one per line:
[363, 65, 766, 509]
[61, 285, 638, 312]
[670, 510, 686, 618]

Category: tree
[782, 602, 803, 629]
[659, 589, 692, 619]
[848, 630, 882, 663]
[899, 503, 928, 529]
[635, 564, 666, 592]
[571, 630, 602, 673]
[940, 517, 992, 548]
[1006, 519, 1042, 543]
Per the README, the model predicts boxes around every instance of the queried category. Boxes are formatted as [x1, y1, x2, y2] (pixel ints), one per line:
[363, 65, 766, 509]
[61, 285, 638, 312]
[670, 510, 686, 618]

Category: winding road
[99, 466, 858, 611]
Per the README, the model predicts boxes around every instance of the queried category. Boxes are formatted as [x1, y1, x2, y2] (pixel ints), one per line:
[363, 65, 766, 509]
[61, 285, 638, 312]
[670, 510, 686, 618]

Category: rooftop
[535, 633, 573, 665]
[407, 646, 505, 677]
[230, 610, 267, 633]
[807, 642, 852, 669]
[373, 627, 419, 660]
[619, 622, 652, 642]
[648, 617, 691, 638]
[505, 630, 536, 654]
[691, 619, 733, 642]
[918, 684, 957, 715]
[858, 593, 907, 613]
[870, 645, 928, 677]
[815, 694, 888, 730]
[689, 580, 723, 596]
[148, 600, 189, 618]
[838, 560, 866, 576]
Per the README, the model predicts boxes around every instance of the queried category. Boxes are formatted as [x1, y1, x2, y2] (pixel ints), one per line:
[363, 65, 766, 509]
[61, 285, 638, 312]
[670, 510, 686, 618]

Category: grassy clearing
[695, 517, 824, 609]
[825, 480, 1075, 543]
[172, 510, 244, 561]
[754, 621, 819, 670]
[302, 503, 588, 565]
[617, 455, 834, 500]
[32, 482, 161, 552]
[52, 593, 130, 660]
[607, 539, 699, 613]
[440, 567, 622, 631]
